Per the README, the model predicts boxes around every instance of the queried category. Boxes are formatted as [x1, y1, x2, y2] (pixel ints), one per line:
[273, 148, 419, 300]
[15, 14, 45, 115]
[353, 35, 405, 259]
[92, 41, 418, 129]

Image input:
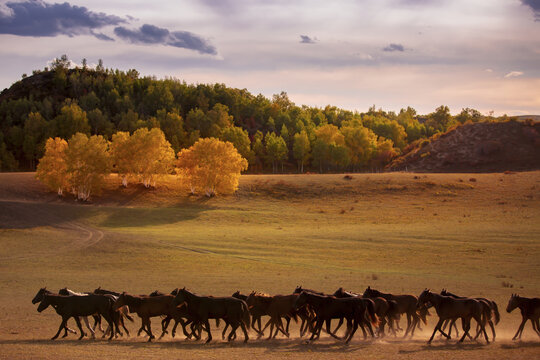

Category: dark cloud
[521, 0, 540, 20]
[0, 0, 125, 39]
[91, 31, 114, 41]
[114, 24, 217, 55]
[300, 35, 316, 44]
[383, 43, 405, 52]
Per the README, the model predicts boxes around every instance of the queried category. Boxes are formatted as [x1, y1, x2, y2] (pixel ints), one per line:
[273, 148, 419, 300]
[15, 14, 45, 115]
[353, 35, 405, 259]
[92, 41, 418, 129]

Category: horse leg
[428, 319, 445, 344]
[326, 319, 341, 340]
[275, 317, 288, 338]
[409, 315, 418, 338]
[346, 320, 359, 343]
[227, 322, 239, 342]
[82, 316, 95, 339]
[180, 319, 192, 339]
[222, 322, 229, 340]
[309, 319, 322, 341]
[285, 315, 291, 336]
[459, 318, 471, 343]
[513, 317, 527, 340]
[144, 317, 155, 342]
[204, 320, 212, 343]
[332, 318, 344, 335]
[52, 317, 70, 340]
[403, 313, 412, 337]
[73, 316, 86, 340]
[533, 319, 540, 336]
[259, 318, 272, 339]
[240, 319, 249, 343]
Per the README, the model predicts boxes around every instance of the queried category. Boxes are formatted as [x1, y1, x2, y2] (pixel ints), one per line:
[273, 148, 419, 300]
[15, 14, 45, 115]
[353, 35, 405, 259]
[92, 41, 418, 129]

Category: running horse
[417, 289, 490, 344]
[363, 286, 419, 338]
[506, 293, 540, 340]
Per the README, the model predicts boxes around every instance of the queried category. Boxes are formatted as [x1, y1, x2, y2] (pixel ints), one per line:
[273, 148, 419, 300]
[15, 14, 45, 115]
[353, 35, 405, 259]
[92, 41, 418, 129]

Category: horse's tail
[491, 301, 500, 325]
[241, 302, 251, 330]
[366, 300, 379, 328]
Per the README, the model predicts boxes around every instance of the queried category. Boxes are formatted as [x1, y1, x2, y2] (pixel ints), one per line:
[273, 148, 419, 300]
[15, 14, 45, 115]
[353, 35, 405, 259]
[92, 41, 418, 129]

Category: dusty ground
[0, 171, 539, 359]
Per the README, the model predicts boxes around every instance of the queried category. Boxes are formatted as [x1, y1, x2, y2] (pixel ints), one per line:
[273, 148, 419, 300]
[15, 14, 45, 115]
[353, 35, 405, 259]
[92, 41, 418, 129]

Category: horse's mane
[249, 291, 271, 297]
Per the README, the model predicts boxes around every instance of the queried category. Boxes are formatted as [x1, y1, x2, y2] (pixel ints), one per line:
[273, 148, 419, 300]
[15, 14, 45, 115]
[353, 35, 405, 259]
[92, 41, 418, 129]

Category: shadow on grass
[0, 199, 214, 230]
[97, 203, 214, 228]
[0, 201, 86, 230]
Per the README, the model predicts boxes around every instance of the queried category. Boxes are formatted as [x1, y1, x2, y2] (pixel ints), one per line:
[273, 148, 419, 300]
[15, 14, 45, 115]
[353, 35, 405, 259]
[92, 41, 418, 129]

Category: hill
[387, 121, 540, 172]
[0, 59, 534, 173]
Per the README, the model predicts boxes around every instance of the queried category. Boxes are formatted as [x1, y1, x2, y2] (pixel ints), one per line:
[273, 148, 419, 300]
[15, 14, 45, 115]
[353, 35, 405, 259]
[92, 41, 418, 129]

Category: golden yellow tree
[131, 128, 175, 188]
[176, 138, 248, 197]
[110, 131, 133, 187]
[65, 133, 111, 201]
[36, 137, 70, 195]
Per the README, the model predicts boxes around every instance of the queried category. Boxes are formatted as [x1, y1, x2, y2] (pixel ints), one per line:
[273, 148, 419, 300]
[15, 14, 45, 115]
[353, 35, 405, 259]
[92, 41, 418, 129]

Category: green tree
[220, 126, 254, 165]
[155, 109, 187, 153]
[341, 125, 377, 170]
[265, 132, 288, 173]
[53, 101, 90, 139]
[23, 112, 49, 169]
[0, 132, 17, 171]
[292, 130, 310, 173]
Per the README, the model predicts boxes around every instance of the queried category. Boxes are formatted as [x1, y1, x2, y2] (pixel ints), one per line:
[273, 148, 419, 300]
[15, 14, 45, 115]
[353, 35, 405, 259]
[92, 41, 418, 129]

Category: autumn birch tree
[176, 138, 248, 197]
[36, 137, 69, 195]
[65, 133, 111, 201]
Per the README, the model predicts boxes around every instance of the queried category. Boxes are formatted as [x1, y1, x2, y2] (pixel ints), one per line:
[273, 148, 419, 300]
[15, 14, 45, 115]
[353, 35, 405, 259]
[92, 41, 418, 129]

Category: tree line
[0, 55, 517, 173]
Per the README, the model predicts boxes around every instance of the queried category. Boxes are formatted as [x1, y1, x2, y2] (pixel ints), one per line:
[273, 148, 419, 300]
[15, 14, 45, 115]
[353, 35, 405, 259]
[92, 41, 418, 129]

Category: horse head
[506, 293, 519, 313]
[32, 287, 48, 304]
[37, 296, 50, 312]
[417, 288, 431, 308]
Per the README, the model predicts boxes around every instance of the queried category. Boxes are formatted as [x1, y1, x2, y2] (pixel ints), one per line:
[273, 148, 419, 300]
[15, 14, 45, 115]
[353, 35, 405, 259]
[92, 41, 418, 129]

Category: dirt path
[0, 199, 104, 261]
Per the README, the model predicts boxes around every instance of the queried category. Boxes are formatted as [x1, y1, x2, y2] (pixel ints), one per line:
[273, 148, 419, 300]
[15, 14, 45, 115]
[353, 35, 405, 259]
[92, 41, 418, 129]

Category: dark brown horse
[35, 291, 116, 340]
[32, 288, 78, 338]
[441, 289, 499, 341]
[257, 293, 299, 339]
[234, 291, 275, 338]
[113, 292, 182, 342]
[363, 286, 420, 338]
[294, 291, 378, 343]
[333, 287, 397, 337]
[506, 293, 540, 340]
[173, 288, 250, 343]
[417, 289, 489, 344]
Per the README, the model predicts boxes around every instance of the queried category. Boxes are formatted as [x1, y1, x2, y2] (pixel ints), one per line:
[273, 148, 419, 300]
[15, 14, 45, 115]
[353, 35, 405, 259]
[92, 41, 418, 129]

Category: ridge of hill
[387, 121, 540, 172]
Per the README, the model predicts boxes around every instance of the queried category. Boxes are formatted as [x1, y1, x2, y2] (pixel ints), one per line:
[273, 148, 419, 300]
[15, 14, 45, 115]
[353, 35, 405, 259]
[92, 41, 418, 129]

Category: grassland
[0, 171, 539, 359]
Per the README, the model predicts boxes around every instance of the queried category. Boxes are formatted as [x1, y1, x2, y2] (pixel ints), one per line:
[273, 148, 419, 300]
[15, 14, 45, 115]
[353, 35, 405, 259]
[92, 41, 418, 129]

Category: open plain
[0, 171, 539, 359]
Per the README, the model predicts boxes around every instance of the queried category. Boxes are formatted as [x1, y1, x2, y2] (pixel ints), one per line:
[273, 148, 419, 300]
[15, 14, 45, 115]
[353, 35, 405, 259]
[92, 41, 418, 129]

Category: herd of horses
[31, 286, 540, 345]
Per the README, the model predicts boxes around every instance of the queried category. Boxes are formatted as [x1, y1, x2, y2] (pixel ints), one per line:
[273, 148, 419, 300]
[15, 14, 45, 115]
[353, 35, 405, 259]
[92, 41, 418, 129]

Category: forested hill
[0, 57, 526, 172]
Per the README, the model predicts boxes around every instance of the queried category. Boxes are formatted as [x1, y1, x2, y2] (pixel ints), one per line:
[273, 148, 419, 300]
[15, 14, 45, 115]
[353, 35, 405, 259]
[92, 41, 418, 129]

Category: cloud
[383, 43, 405, 52]
[0, 1, 218, 54]
[521, 0, 540, 20]
[300, 35, 316, 44]
[504, 71, 524, 78]
[114, 24, 217, 55]
[0, 0, 126, 39]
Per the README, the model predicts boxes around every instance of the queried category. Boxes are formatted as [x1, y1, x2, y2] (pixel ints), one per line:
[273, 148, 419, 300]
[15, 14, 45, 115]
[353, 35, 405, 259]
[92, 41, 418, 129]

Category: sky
[0, 0, 539, 116]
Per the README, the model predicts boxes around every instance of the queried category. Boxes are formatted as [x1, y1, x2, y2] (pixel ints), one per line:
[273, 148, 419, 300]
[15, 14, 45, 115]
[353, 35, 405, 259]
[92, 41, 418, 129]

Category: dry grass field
[0, 171, 539, 359]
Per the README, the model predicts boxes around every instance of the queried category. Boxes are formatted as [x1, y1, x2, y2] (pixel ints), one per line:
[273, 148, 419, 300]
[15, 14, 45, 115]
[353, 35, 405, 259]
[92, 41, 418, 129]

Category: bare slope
[388, 121, 540, 172]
